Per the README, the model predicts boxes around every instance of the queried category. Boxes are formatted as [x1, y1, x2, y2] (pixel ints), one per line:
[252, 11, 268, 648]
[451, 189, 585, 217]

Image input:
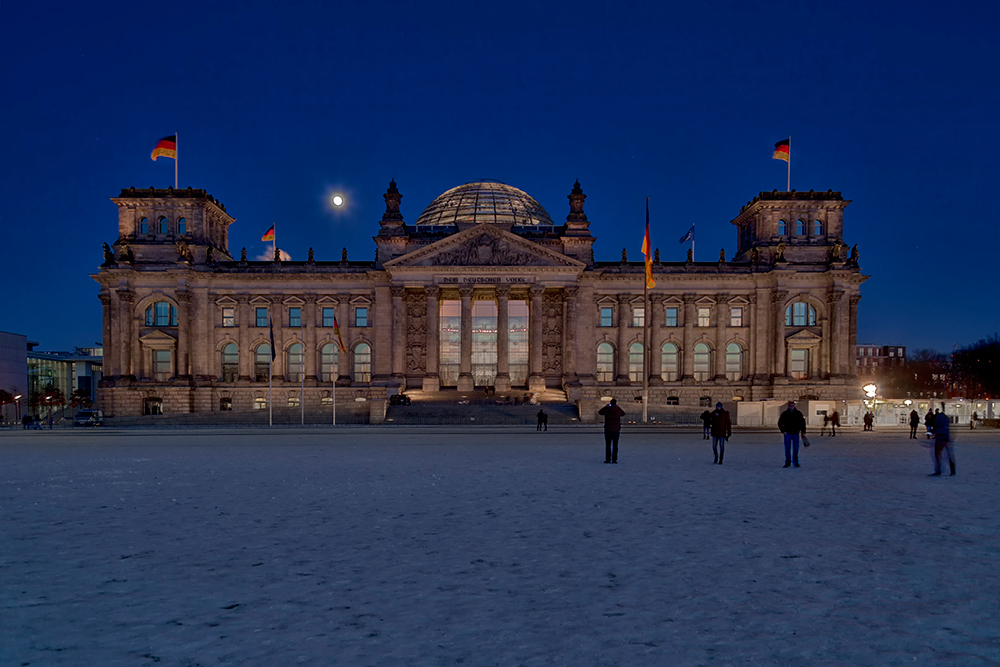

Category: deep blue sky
[3, 0, 997, 354]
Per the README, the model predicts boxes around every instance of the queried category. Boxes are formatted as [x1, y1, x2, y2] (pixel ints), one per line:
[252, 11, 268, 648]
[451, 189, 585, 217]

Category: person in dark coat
[930, 402, 956, 476]
[830, 410, 840, 437]
[700, 409, 712, 439]
[908, 410, 920, 439]
[777, 401, 806, 468]
[598, 398, 626, 464]
[924, 410, 935, 438]
[709, 402, 732, 464]
[536, 409, 547, 431]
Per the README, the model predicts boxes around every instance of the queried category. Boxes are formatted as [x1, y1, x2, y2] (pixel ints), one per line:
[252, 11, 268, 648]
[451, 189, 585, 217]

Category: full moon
[331, 194, 344, 207]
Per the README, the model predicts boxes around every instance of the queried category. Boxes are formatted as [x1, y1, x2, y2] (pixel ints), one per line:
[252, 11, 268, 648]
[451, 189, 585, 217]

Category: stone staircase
[384, 388, 579, 426]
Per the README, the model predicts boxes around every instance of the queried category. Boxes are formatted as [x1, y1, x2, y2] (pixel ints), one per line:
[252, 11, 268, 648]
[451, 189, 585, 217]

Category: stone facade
[93, 182, 867, 419]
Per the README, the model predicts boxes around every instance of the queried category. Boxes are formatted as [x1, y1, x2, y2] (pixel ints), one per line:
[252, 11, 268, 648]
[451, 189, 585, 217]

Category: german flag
[150, 135, 177, 161]
[261, 225, 275, 242]
[772, 139, 790, 162]
[641, 199, 655, 289]
[333, 315, 348, 354]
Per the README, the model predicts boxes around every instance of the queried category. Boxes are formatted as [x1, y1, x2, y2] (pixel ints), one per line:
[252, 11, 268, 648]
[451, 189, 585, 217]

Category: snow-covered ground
[2, 426, 999, 666]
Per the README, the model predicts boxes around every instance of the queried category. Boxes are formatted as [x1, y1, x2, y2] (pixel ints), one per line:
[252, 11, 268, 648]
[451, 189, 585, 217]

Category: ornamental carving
[542, 291, 563, 374]
[405, 292, 427, 373]
[434, 235, 537, 266]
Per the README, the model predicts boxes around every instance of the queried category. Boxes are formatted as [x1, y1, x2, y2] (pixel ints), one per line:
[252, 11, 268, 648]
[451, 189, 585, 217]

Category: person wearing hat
[709, 402, 732, 464]
[777, 400, 806, 468]
[598, 398, 626, 464]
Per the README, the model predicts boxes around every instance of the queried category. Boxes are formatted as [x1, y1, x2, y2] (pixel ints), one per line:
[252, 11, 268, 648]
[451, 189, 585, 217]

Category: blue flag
[679, 226, 694, 244]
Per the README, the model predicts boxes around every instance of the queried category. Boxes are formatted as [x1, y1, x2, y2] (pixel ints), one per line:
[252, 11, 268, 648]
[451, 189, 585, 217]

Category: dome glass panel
[414, 180, 553, 227]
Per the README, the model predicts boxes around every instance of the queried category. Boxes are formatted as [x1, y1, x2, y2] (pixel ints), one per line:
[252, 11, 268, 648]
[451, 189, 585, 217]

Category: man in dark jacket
[598, 398, 626, 464]
[777, 401, 806, 468]
[709, 402, 732, 464]
[908, 410, 920, 439]
[930, 402, 956, 477]
[700, 410, 712, 439]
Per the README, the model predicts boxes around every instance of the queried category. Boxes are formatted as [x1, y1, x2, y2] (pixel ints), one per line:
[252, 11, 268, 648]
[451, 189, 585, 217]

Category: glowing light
[331, 194, 344, 207]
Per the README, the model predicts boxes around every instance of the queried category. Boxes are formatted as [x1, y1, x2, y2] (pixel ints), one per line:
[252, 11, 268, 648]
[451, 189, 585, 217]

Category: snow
[2, 426, 999, 666]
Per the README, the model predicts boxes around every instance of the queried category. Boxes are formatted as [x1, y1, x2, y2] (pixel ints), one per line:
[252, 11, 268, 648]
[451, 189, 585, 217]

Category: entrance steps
[386, 387, 577, 426]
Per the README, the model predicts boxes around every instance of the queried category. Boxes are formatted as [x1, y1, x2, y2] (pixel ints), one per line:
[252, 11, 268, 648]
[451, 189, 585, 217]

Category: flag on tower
[261, 225, 275, 242]
[772, 139, 790, 162]
[642, 201, 655, 289]
[150, 135, 177, 161]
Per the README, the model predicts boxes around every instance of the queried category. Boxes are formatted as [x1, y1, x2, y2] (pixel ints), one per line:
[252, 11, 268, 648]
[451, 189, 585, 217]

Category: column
[648, 296, 662, 386]
[423, 286, 440, 391]
[194, 290, 211, 379]
[99, 293, 115, 377]
[615, 293, 630, 384]
[747, 293, 757, 384]
[714, 295, 728, 380]
[848, 295, 861, 377]
[304, 294, 317, 382]
[176, 290, 191, 378]
[271, 296, 283, 381]
[495, 285, 511, 391]
[528, 285, 546, 391]
[337, 297, 351, 383]
[563, 287, 579, 384]
[773, 291, 787, 378]
[681, 294, 695, 381]
[753, 288, 770, 381]
[458, 285, 474, 391]
[116, 288, 135, 379]
[391, 286, 406, 380]
[820, 295, 832, 380]
[237, 294, 251, 380]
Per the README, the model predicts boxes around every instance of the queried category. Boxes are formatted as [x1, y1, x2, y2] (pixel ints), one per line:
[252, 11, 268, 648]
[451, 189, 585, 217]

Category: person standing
[700, 409, 712, 440]
[830, 410, 839, 437]
[598, 398, 626, 464]
[777, 401, 806, 468]
[536, 409, 546, 432]
[709, 402, 732, 464]
[820, 414, 830, 436]
[924, 409, 935, 438]
[908, 409, 920, 439]
[971, 411, 978, 430]
[930, 403, 956, 476]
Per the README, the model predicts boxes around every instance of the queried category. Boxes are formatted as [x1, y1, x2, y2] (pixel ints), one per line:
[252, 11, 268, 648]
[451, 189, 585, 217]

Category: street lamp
[13, 395, 21, 423]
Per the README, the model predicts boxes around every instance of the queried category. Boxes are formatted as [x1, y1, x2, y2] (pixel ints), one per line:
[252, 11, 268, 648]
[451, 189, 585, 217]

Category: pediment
[215, 296, 238, 306]
[139, 330, 177, 349]
[384, 224, 586, 269]
[786, 329, 822, 343]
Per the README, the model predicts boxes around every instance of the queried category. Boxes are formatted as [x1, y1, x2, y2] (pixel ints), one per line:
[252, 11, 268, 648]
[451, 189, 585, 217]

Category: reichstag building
[93, 179, 866, 420]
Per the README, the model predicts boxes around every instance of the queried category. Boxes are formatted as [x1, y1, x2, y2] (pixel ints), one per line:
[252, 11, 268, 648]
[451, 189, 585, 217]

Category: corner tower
[730, 190, 849, 265]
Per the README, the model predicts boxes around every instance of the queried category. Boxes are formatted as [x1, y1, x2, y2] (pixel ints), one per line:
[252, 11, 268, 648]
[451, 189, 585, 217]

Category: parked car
[74, 409, 104, 426]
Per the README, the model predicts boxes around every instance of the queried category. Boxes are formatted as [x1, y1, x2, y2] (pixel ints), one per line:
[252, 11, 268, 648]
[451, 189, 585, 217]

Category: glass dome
[413, 180, 553, 227]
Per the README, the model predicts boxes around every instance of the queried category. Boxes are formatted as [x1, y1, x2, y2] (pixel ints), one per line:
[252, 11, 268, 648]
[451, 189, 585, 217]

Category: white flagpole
[174, 131, 178, 189]
[300, 349, 304, 426]
[643, 198, 649, 424]
[333, 371, 337, 426]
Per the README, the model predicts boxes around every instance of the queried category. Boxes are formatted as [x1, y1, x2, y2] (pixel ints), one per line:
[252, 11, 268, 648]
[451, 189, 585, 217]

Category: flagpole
[174, 131, 178, 189]
[300, 350, 304, 426]
[787, 135, 791, 192]
[642, 198, 650, 424]
[268, 315, 273, 427]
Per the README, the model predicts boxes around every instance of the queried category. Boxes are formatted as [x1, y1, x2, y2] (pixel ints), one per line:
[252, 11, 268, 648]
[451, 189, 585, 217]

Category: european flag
[679, 226, 694, 244]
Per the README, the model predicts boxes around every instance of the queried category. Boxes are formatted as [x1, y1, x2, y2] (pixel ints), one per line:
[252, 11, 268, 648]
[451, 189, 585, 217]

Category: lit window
[698, 307, 710, 327]
[597, 342, 614, 382]
[730, 307, 743, 327]
[795, 220, 805, 235]
[725, 343, 743, 381]
[665, 307, 678, 327]
[145, 301, 177, 327]
[661, 342, 679, 381]
[158, 217, 168, 234]
[355, 307, 368, 327]
[178, 217, 187, 235]
[143, 397, 163, 415]
[221, 343, 238, 382]
[693, 343, 711, 381]
[600, 307, 614, 327]
[287, 396, 300, 408]
[790, 349, 809, 380]
[140, 217, 149, 234]
[254, 397, 267, 410]
[813, 220, 822, 236]
[289, 307, 301, 328]
[321, 396, 334, 405]
[785, 302, 817, 327]
[322, 307, 335, 327]
[628, 343, 644, 382]
[152, 349, 172, 381]
[222, 307, 235, 327]
[632, 307, 645, 328]
[320, 343, 338, 382]
[353, 342, 372, 382]
[254, 344, 271, 381]
[287, 343, 304, 382]
[778, 220, 787, 235]
[220, 397, 232, 411]
[256, 308, 268, 328]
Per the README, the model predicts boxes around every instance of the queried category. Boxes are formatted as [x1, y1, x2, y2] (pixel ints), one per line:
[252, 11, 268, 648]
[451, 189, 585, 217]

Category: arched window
[785, 302, 817, 327]
[725, 343, 744, 381]
[628, 343, 644, 382]
[778, 219, 787, 235]
[287, 343, 304, 382]
[178, 217, 187, 235]
[158, 216, 168, 234]
[813, 220, 823, 236]
[661, 342, 679, 381]
[221, 343, 238, 382]
[596, 342, 615, 382]
[693, 343, 712, 381]
[795, 219, 805, 235]
[140, 217, 149, 234]
[145, 301, 177, 327]
[353, 343, 372, 383]
[254, 344, 271, 382]
[320, 343, 338, 382]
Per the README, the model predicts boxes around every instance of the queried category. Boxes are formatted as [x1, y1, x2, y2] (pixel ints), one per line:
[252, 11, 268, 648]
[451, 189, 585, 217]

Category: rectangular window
[730, 307, 743, 327]
[600, 307, 613, 327]
[289, 307, 301, 327]
[287, 396, 300, 408]
[222, 307, 235, 327]
[322, 307, 335, 327]
[698, 307, 711, 327]
[665, 307, 678, 327]
[632, 307, 645, 328]
[152, 349, 172, 381]
[355, 306, 368, 327]
[255, 308, 268, 327]
[790, 349, 809, 380]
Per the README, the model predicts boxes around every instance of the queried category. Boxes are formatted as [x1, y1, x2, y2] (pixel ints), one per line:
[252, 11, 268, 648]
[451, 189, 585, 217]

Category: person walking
[598, 398, 626, 464]
[830, 410, 839, 437]
[536, 409, 546, 431]
[930, 402, 956, 477]
[908, 409, 920, 439]
[924, 409, 935, 438]
[709, 402, 732, 464]
[971, 411, 978, 430]
[700, 409, 712, 440]
[777, 401, 806, 468]
[820, 414, 830, 436]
